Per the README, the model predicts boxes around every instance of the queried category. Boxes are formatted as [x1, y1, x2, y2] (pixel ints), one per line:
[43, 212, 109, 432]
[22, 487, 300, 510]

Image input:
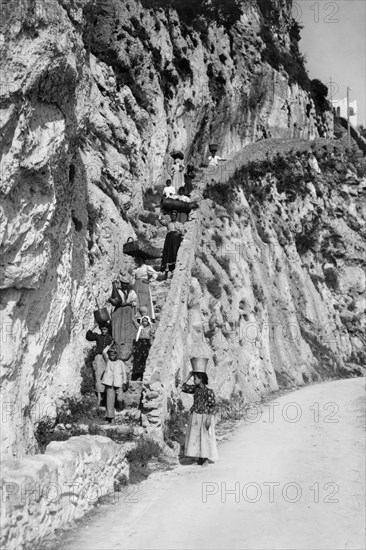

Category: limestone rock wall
[1, 0, 334, 456]
[0, 435, 130, 550]
[143, 146, 365, 437]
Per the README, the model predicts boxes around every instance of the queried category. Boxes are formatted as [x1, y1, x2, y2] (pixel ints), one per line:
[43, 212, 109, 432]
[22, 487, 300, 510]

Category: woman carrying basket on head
[181, 358, 218, 466]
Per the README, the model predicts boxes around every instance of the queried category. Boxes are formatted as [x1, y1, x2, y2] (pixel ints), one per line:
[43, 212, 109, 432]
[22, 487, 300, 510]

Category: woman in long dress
[181, 371, 218, 466]
[159, 211, 186, 279]
[132, 256, 158, 320]
[108, 275, 137, 360]
[171, 157, 185, 192]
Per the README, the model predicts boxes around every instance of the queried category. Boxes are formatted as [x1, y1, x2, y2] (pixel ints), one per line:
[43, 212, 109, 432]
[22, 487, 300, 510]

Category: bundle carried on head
[170, 149, 184, 160]
[190, 357, 209, 373]
[123, 237, 162, 259]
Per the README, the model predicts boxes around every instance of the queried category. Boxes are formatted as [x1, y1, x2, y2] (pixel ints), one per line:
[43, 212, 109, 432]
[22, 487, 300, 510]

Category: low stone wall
[0, 435, 129, 550]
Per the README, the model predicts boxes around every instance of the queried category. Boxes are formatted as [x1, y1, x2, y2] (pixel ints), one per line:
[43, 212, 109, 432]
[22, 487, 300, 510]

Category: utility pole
[347, 86, 351, 147]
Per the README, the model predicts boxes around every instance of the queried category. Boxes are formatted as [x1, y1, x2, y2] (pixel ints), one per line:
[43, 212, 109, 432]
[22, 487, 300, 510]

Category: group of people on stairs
[85, 148, 221, 464]
[86, 254, 157, 422]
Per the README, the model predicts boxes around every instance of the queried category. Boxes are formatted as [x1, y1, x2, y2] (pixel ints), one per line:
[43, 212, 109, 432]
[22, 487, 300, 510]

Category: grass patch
[216, 394, 247, 422]
[34, 418, 70, 453]
[126, 437, 162, 484]
[164, 398, 190, 452]
[56, 395, 101, 425]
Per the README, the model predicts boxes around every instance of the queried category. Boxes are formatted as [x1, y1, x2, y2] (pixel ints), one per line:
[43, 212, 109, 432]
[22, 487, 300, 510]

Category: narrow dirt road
[61, 378, 365, 550]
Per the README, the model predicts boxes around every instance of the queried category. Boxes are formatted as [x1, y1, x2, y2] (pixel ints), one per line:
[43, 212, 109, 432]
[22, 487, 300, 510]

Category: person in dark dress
[159, 211, 186, 279]
[184, 164, 195, 196]
[131, 316, 154, 381]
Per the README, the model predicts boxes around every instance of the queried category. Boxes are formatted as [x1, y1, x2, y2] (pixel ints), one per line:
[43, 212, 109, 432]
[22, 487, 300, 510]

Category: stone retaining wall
[141, 211, 201, 436]
[0, 435, 129, 550]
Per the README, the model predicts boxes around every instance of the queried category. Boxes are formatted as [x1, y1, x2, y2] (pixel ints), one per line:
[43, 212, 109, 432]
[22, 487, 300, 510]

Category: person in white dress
[101, 344, 127, 424]
[171, 157, 185, 192]
[132, 256, 158, 320]
[162, 179, 176, 198]
[208, 153, 226, 167]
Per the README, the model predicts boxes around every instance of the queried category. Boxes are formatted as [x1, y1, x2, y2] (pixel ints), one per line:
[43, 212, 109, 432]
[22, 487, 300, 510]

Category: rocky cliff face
[141, 139, 365, 436]
[1, 0, 337, 457]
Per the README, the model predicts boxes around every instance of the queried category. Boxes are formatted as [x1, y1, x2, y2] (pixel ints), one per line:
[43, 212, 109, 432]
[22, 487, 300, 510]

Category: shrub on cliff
[324, 267, 339, 291]
[212, 231, 224, 248]
[141, 0, 242, 29]
[259, 24, 310, 90]
[203, 182, 237, 210]
[310, 79, 331, 113]
[207, 274, 222, 299]
[35, 419, 71, 453]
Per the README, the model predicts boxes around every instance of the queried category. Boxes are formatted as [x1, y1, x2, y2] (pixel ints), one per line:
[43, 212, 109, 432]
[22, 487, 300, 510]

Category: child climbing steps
[101, 344, 128, 424]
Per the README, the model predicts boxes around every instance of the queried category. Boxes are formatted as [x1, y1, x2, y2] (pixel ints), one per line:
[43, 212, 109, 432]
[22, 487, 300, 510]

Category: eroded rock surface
[0, 0, 343, 457]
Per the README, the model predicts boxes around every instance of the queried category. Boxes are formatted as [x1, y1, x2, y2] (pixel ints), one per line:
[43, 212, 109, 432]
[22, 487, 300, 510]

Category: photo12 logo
[215, 400, 340, 425]
[202, 481, 340, 504]
[292, 1, 340, 24]
[0, 76, 16, 97]
[1, 480, 139, 505]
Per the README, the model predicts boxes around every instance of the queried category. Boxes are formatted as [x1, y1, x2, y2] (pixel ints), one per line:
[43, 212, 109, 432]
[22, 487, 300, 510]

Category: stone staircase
[117, 170, 207, 427]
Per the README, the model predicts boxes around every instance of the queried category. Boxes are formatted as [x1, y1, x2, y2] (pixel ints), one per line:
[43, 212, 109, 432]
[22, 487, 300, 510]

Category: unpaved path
[61, 378, 365, 550]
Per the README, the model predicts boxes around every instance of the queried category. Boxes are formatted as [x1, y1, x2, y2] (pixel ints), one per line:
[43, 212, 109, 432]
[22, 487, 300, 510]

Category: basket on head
[170, 150, 184, 160]
[190, 357, 209, 373]
[94, 307, 110, 324]
[209, 143, 219, 154]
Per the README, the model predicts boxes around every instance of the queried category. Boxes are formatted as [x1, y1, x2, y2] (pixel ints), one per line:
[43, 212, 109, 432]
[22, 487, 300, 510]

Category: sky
[292, 0, 366, 126]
